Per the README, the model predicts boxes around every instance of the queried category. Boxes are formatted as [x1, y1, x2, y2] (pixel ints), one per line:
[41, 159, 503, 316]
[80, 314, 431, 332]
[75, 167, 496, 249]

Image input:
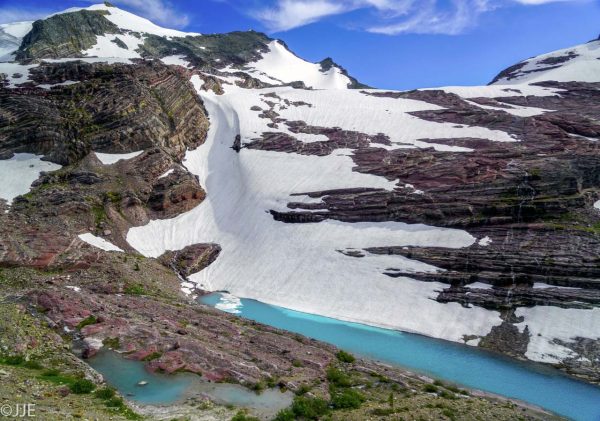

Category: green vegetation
[423, 384, 439, 393]
[290, 396, 329, 420]
[70, 378, 96, 394]
[335, 350, 355, 363]
[141, 351, 162, 361]
[231, 410, 260, 421]
[326, 367, 352, 388]
[124, 283, 146, 295]
[76, 315, 98, 329]
[94, 387, 116, 400]
[330, 388, 365, 409]
[103, 337, 120, 349]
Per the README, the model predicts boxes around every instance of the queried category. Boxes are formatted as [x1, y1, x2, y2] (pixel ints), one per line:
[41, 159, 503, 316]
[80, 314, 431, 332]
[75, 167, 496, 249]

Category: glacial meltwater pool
[88, 350, 293, 415]
[200, 293, 600, 421]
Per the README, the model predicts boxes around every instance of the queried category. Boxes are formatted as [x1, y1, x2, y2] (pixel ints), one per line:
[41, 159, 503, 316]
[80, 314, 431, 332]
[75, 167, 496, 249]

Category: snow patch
[0, 153, 61, 204]
[78, 233, 124, 252]
[0, 62, 37, 88]
[159, 169, 174, 179]
[83, 33, 143, 59]
[515, 306, 600, 364]
[94, 151, 143, 165]
[160, 55, 192, 68]
[38, 80, 79, 90]
[478, 236, 492, 246]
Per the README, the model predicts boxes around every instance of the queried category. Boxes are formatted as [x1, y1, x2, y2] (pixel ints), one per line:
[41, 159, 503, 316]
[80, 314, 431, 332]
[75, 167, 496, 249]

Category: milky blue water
[201, 293, 600, 421]
[88, 350, 293, 413]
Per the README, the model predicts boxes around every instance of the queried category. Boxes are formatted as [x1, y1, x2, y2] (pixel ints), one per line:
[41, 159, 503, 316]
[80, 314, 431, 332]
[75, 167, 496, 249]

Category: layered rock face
[1, 60, 207, 164]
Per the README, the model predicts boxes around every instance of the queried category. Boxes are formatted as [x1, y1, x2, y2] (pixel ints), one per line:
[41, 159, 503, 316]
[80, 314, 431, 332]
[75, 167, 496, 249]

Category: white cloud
[513, 0, 579, 3]
[108, 0, 190, 28]
[249, 0, 585, 34]
[0, 0, 191, 28]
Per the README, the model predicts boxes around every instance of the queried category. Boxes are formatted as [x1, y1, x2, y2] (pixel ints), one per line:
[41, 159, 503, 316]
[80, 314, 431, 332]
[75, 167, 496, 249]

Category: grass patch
[124, 283, 146, 295]
[231, 410, 260, 421]
[0, 355, 42, 369]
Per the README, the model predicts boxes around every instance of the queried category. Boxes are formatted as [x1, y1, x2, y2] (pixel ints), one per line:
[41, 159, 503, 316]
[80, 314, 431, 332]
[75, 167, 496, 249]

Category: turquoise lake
[200, 293, 600, 421]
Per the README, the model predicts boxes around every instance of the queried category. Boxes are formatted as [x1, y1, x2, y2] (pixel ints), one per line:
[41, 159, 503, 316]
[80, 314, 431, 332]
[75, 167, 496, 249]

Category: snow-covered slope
[492, 38, 600, 84]
[0, 21, 33, 61]
[127, 85, 504, 342]
[239, 41, 352, 89]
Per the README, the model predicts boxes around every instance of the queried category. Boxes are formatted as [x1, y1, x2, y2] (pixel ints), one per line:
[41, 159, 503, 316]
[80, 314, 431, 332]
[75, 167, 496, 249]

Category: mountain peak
[491, 37, 600, 85]
[0, 3, 365, 89]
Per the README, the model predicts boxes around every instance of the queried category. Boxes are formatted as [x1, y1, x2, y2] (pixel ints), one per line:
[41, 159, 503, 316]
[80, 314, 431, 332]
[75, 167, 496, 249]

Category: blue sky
[1, 0, 599, 89]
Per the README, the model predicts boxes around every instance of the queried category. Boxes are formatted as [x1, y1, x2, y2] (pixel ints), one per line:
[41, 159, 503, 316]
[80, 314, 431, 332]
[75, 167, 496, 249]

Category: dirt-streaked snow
[0, 153, 61, 204]
[78, 233, 124, 252]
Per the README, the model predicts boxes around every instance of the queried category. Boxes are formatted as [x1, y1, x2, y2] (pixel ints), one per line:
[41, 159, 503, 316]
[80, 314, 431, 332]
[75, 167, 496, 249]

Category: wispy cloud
[249, 0, 586, 34]
[0, 7, 52, 24]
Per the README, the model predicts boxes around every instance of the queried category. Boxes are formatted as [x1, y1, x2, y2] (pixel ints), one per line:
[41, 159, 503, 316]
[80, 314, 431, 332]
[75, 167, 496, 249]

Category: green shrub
[105, 397, 126, 408]
[326, 367, 352, 388]
[3, 355, 25, 365]
[251, 380, 266, 393]
[273, 409, 295, 421]
[23, 360, 43, 369]
[330, 388, 365, 409]
[439, 390, 458, 400]
[423, 384, 438, 393]
[95, 387, 116, 400]
[295, 384, 311, 396]
[291, 396, 329, 420]
[69, 378, 96, 394]
[335, 350, 355, 363]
